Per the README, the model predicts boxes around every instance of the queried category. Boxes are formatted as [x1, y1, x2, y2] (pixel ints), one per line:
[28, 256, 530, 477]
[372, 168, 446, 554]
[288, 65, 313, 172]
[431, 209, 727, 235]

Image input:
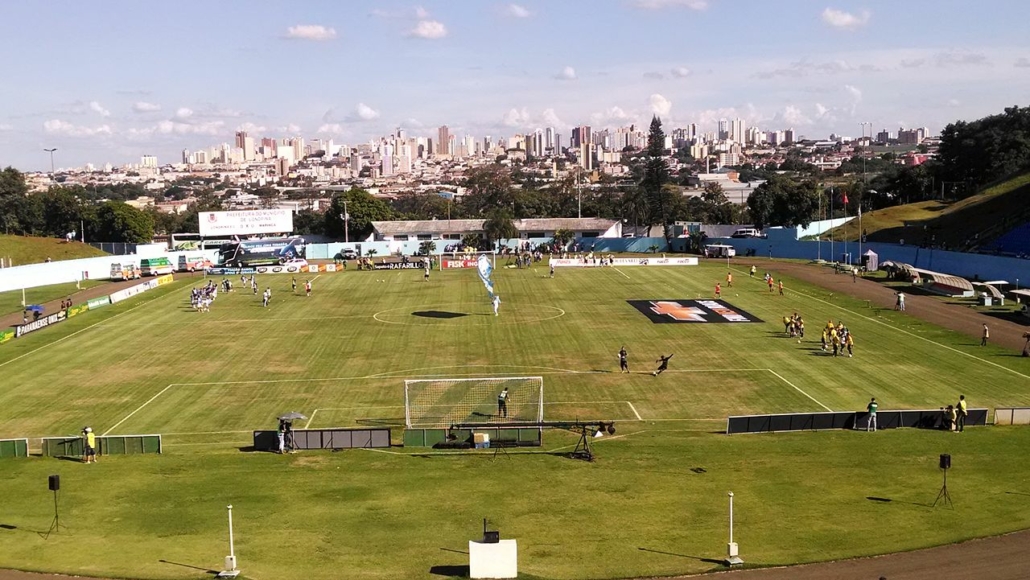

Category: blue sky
[3, 0, 1029, 170]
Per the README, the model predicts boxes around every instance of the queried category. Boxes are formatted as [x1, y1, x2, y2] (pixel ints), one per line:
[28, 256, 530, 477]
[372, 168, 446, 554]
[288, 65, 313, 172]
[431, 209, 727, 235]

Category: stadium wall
[303, 237, 671, 259]
[710, 229, 1030, 283]
[0, 250, 216, 293]
[40, 434, 162, 457]
[727, 408, 989, 434]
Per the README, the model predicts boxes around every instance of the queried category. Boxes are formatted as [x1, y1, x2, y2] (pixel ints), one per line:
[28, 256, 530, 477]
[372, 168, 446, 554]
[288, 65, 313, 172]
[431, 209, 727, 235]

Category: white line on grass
[0, 285, 183, 370]
[730, 265, 1030, 382]
[626, 401, 643, 421]
[303, 409, 318, 429]
[766, 369, 833, 412]
[102, 384, 176, 436]
[612, 267, 631, 280]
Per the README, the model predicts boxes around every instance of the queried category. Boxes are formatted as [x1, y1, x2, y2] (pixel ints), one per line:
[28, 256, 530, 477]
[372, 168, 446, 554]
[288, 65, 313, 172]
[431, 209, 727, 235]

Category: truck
[110, 263, 141, 281]
[140, 257, 174, 276]
[177, 255, 214, 272]
[704, 244, 737, 258]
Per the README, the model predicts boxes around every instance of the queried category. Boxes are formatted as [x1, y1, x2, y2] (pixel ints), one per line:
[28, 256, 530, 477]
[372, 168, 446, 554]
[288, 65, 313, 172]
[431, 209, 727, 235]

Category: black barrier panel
[252, 428, 391, 451]
[728, 409, 988, 434]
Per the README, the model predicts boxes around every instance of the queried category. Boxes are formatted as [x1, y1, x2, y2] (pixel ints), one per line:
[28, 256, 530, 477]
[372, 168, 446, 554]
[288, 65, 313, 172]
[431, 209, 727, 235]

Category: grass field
[1, 261, 1030, 579]
[0, 234, 107, 265]
[0, 280, 107, 316]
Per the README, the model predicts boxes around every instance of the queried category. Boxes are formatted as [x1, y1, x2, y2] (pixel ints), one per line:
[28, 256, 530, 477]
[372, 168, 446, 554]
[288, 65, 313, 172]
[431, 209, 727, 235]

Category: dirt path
[751, 258, 1030, 353]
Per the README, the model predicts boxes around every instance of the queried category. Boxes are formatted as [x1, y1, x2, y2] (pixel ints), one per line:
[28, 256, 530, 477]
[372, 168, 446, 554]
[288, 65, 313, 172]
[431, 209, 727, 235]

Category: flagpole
[830, 187, 834, 264]
[843, 195, 848, 266]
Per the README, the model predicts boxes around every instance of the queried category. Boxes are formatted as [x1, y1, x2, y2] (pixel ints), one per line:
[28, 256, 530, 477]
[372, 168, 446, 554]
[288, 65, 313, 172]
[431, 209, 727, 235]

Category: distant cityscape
[28, 119, 935, 213]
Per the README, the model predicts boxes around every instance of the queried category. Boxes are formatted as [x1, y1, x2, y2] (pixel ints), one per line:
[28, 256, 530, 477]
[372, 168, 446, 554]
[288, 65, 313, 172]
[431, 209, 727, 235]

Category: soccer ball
[797, 339, 801, 343]
[652, 371, 657, 376]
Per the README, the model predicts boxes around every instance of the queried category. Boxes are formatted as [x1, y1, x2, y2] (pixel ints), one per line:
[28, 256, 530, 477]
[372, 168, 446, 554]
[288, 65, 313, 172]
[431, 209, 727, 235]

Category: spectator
[866, 398, 878, 432]
[956, 395, 968, 432]
[981, 324, 989, 347]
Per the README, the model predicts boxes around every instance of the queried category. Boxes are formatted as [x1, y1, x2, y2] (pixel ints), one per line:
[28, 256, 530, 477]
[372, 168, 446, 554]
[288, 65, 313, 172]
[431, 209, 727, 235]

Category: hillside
[823, 172, 1030, 250]
[0, 234, 108, 266]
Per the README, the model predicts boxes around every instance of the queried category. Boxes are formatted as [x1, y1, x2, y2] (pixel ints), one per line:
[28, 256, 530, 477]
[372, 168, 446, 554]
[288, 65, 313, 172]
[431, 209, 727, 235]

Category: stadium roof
[371, 218, 619, 237]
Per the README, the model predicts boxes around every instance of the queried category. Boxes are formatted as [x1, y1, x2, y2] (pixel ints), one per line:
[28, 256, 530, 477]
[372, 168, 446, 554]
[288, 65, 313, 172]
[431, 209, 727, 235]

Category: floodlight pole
[725, 492, 743, 566]
[218, 504, 240, 578]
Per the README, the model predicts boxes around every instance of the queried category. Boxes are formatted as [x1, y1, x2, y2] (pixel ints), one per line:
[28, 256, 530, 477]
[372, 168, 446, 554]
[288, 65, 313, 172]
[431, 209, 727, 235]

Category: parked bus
[140, 257, 174, 276]
[218, 237, 306, 267]
[177, 254, 214, 272]
[169, 232, 235, 251]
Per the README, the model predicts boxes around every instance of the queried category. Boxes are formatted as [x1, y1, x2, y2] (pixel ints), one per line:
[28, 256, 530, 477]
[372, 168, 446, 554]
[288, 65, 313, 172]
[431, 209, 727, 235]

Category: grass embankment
[0, 264, 1029, 579]
[0, 280, 107, 316]
[0, 234, 107, 265]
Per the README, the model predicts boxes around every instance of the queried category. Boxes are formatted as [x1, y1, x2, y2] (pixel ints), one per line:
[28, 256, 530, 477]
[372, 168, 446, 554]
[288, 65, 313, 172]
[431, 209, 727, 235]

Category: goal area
[404, 376, 544, 428]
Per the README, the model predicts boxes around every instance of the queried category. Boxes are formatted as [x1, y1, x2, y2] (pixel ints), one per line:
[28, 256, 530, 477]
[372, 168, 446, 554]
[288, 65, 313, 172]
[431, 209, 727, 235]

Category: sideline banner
[67, 304, 90, 318]
[156, 274, 174, 286]
[551, 257, 698, 267]
[0, 329, 14, 344]
[442, 259, 477, 269]
[87, 296, 111, 309]
[15, 310, 67, 338]
[110, 281, 153, 304]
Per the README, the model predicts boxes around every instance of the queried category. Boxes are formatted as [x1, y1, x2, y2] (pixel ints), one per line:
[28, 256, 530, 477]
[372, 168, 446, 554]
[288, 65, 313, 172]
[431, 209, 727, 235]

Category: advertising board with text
[551, 257, 698, 267]
[199, 209, 294, 237]
[627, 299, 762, 323]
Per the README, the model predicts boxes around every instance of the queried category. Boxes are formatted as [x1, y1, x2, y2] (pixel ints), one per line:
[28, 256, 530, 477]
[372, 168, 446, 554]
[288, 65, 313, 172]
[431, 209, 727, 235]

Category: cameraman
[82, 427, 97, 463]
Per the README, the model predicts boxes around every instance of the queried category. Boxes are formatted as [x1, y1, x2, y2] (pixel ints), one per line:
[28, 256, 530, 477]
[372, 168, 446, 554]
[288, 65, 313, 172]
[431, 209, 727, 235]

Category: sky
[2, 0, 1030, 171]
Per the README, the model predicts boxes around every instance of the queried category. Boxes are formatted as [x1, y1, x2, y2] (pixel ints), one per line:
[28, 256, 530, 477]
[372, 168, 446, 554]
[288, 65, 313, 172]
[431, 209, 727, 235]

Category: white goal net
[404, 376, 544, 428]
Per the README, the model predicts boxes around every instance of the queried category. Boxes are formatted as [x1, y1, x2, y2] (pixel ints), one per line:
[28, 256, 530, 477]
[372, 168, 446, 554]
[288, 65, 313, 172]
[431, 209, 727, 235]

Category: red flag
[843, 193, 849, 205]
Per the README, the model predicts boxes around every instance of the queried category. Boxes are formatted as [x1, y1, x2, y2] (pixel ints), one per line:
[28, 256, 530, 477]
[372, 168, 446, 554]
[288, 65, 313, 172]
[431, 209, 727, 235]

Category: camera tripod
[42, 489, 62, 539]
[933, 468, 953, 508]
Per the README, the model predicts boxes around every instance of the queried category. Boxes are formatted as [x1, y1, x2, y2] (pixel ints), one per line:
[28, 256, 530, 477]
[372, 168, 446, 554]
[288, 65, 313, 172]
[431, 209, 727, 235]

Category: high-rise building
[730, 118, 745, 144]
[571, 125, 591, 148]
[292, 138, 305, 162]
[381, 155, 394, 177]
[545, 127, 554, 150]
[783, 128, 795, 146]
[234, 131, 247, 149]
[181, 149, 191, 164]
[277, 157, 290, 176]
[437, 125, 451, 157]
[718, 119, 730, 141]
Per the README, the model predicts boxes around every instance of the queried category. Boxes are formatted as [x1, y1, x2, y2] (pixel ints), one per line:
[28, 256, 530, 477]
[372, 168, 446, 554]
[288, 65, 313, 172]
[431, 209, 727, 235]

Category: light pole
[341, 200, 349, 243]
[218, 504, 240, 578]
[44, 148, 58, 175]
[576, 169, 582, 219]
[726, 492, 743, 566]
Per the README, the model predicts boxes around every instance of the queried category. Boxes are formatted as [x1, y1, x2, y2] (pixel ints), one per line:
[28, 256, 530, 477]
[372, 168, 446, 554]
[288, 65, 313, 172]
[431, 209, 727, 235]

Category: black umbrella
[278, 412, 308, 421]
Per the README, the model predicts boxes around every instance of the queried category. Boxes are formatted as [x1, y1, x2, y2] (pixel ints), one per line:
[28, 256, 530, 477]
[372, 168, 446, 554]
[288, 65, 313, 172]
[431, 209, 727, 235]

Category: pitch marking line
[766, 369, 833, 412]
[612, 267, 631, 280]
[626, 401, 644, 421]
[0, 283, 184, 370]
[102, 384, 176, 436]
[730, 265, 1030, 382]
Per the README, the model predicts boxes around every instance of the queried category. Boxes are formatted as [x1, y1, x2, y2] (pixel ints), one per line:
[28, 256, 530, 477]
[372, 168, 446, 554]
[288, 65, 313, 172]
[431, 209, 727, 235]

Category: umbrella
[278, 412, 307, 421]
[26, 305, 44, 313]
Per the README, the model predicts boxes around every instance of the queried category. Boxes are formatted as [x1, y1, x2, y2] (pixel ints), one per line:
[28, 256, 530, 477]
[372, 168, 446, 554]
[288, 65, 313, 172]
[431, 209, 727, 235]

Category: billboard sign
[627, 299, 763, 324]
[199, 209, 294, 237]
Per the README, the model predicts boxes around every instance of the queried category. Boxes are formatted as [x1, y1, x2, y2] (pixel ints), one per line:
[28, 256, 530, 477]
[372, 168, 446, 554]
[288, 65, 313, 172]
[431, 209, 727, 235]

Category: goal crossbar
[404, 376, 543, 429]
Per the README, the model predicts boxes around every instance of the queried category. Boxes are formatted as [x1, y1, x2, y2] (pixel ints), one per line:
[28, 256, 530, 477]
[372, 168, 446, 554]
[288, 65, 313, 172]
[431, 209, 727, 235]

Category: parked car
[338, 248, 359, 260]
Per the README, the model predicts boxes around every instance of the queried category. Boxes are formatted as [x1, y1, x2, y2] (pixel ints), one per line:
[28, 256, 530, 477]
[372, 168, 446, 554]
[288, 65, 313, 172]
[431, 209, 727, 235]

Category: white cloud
[755, 58, 880, 79]
[844, 84, 862, 102]
[774, 105, 812, 126]
[0, 124, 13, 132]
[555, 66, 577, 80]
[502, 107, 531, 127]
[284, 25, 337, 41]
[671, 67, 690, 78]
[415, 6, 430, 19]
[541, 108, 569, 130]
[947, 98, 961, 107]
[1015, 57, 1030, 68]
[89, 101, 111, 117]
[504, 3, 532, 18]
[132, 102, 162, 113]
[317, 123, 345, 134]
[644, 71, 664, 79]
[821, 8, 870, 29]
[649, 93, 672, 116]
[631, 0, 707, 10]
[176, 107, 194, 119]
[279, 123, 303, 133]
[408, 20, 447, 39]
[155, 120, 224, 136]
[236, 122, 267, 133]
[355, 103, 381, 121]
[44, 119, 113, 137]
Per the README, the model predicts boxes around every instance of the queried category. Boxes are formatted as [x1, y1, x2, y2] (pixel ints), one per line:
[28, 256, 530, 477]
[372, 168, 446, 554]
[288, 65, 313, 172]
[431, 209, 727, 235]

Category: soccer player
[727, 272, 733, 287]
[715, 282, 722, 299]
[492, 295, 501, 316]
[305, 280, 312, 297]
[778, 280, 784, 295]
[497, 387, 509, 418]
[83, 427, 96, 463]
[750, 265, 756, 278]
[956, 395, 968, 432]
[652, 354, 673, 376]
[252, 278, 258, 294]
[845, 331, 854, 357]
[262, 288, 270, 308]
[549, 263, 555, 278]
[768, 277, 774, 293]
[981, 323, 989, 346]
[424, 260, 431, 282]
[618, 346, 629, 373]
[292, 277, 297, 293]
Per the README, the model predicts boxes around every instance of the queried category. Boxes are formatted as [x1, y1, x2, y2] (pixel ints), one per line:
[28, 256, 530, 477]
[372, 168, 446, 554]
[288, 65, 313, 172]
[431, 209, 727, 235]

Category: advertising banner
[255, 263, 308, 274]
[67, 304, 90, 318]
[205, 267, 257, 276]
[442, 259, 478, 269]
[156, 274, 174, 286]
[627, 299, 763, 324]
[109, 281, 153, 304]
[0, 329, 14, 344]
[551, 257, 698, 267]
[87, 296, 111, 309]
[15, 310, 67, 338]
[372, 261, 423, 270]
[199, 209, 294, 237]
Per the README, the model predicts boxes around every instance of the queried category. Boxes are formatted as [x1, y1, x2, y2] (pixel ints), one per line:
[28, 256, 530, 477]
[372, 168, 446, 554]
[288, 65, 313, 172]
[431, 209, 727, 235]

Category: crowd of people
[821, 320, 855, 357]
[190, 280, 221, 312]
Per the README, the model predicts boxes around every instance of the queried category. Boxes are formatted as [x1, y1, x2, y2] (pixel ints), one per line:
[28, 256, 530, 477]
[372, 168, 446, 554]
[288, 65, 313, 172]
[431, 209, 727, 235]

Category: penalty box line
[305, 401, 645, 429]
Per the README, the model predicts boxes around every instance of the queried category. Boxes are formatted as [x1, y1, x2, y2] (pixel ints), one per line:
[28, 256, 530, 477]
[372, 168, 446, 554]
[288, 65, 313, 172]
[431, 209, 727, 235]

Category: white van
[731, 228, 761, 238]
[705, 244, 736, 258]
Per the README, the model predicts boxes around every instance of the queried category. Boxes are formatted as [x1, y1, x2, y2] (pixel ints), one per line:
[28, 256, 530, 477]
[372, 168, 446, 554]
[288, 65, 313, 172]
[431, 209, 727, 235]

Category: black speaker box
[48, 474, 60, 491]
[940, 454, 951, 470]
[483, 531, 500, 544]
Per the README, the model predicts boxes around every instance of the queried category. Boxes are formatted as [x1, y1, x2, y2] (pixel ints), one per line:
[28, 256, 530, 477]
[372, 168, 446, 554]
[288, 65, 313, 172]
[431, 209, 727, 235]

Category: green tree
[938, 106, 1030, 189]
[0, 167, 31, 234]
[324, 188, 394, 241]
[746, 175, 821, 231]
[418, 240, 437, 256]
[461, 233, 482, 250]
[37, 187, 86, 238]
[640, 115, 673, 246]
[293, 209, 325, 236]
[94, 201, 155, 243]
[482, 208, 518, 250]
[552, 228, 575, 247]
[460, 165, 514, 216]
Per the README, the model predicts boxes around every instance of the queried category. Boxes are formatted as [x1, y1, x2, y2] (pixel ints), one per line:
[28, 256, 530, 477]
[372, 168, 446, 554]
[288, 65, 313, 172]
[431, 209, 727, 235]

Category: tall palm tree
[483, 208, 518, 251]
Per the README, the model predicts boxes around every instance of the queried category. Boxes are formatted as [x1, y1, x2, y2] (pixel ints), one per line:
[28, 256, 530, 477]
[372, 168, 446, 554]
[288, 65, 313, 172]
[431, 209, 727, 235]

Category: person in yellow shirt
[956, 395, 968, 432]
[726, 272, 733, 287]
[845, 331, 855, 358]
[831, 328, 840, 357]
[83, 427, 97, 464]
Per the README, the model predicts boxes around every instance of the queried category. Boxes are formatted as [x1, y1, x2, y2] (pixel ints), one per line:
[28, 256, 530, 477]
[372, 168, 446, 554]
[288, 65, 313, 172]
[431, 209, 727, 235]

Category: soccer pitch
[2, 261, 1030, 579]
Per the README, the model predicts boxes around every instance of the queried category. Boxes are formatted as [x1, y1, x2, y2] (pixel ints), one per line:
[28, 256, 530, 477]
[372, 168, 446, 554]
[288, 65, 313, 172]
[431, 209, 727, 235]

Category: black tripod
[933, 468, 953, 508]
[570, 426, 594, 462]
[42, 489, 61, 539]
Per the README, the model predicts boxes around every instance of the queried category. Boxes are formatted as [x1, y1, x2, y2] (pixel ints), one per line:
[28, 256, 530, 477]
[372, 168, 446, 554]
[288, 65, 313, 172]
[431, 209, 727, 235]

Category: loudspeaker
[48, 474, 60, 491]
[939, 454, 951, 470]
[483, 531, 500, 544]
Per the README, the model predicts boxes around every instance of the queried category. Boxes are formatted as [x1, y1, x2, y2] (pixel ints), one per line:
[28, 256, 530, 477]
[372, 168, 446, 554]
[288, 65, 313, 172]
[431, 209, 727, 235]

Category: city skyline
[3, 0, 1030, 170]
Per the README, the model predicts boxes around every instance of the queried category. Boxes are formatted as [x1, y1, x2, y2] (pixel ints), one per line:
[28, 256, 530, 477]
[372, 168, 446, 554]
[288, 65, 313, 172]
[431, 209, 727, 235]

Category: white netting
[404, 376, 543, 428]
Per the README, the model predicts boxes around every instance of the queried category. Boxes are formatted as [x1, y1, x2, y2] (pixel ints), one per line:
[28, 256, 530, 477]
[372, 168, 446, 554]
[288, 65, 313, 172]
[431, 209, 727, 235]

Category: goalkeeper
[652, 354, 674, 377]
[497, 387, 509, 418]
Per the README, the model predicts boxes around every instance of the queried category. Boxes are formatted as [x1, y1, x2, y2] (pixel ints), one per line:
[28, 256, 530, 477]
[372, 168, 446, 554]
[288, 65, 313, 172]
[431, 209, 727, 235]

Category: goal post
[404, 376, 543, 428]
